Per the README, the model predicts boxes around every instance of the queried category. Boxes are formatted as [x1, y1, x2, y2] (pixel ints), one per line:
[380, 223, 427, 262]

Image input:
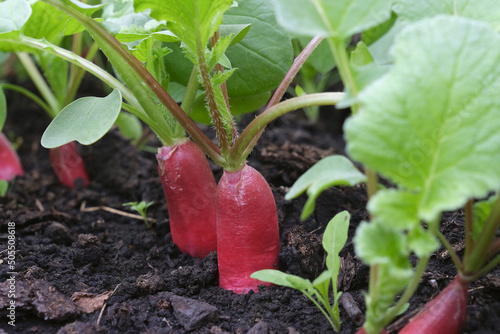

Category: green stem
[464, 193, 500, 274]
[15, 52, 59, 117]
[434, 226, 463, 271]
[195, 20, 229, 155]
[489, 237, 500, 258]
[64, 41, 100, 106]
[463, 199, 475, 264]
[470, 252, 500, 281]
[326, 38, 359, 114]
[365, 168, 379, 200]
[228, 93, 344, 170]
[304, 291, 339, 332]
[180, 67, 199, 115]
[0, 83, 52, 116]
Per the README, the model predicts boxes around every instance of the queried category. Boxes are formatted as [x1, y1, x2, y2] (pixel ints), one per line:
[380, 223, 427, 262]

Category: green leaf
[323, 211, 350, 271]
[0, 87, 6, 131]
[115, 111, 143, 142]
[22, 1, 68, 43]
[407, 225, 439, 258]
[0, 180, 7, 196]
[219, 23, 251, 46]
[67, 0, 104, 16]
[362, 10, 398, 46]
[286, 155, 366, 220]
[368, 189, 420, 230]
[274, 0, 394, 39]
[395, 0, 500, 31]
[41, 89, 122, 148]
[355, 220, 411, 268]
[0, 0, 31, 33]
[345, 16, 500, 223]
[223, 0, 294, 96]
[251, 269, 312, 292]
[134, 0, 233, 60]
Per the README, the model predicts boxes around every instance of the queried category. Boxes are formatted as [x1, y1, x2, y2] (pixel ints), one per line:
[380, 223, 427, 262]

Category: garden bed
[1, 86, 500, 334]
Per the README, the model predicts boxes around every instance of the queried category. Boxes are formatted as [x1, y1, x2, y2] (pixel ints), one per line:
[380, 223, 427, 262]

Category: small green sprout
[123, 201, 155, 227]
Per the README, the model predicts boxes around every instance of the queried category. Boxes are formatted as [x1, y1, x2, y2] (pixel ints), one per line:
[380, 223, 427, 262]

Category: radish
[216, 163, 280, 293]
[157, 139, 217, 258]
[0, 132, 24, 181]
[399, 276, 468, 334]
[49, 141, 90, 189]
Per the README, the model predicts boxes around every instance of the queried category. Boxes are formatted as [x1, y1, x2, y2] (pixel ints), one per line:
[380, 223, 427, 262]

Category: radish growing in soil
[157, 140, 217, 258]
[217, 164, 279, 292]
[24, 0, 341, 292]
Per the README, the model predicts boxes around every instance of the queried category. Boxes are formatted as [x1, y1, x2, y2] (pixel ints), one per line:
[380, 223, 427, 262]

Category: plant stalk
[228, 93, 344, 170]
[16, 52, 59, 117]
[266, 35, 324, 109]
[464, 193, 500, 274]
[464, 199, 475, 263]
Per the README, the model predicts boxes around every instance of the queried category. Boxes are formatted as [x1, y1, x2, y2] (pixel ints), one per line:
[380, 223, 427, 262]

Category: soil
[1, 79, 500, 334]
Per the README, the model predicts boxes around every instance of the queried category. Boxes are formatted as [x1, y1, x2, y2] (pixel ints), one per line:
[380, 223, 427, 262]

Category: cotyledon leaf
[345, 16, 500, 224]
[286, 155, 366, 220]
[41, 89, 122, 148]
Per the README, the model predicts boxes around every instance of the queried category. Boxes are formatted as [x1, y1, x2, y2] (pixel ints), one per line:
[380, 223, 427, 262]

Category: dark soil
[1, 81, 500, 334]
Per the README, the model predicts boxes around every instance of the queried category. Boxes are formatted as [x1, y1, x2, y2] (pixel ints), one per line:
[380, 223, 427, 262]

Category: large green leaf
[286, 155, 366, 220]
[0, 0, 31, 33]
[224, 0, 293, 96]
[134, 0, 233, 59]
[345, 16, 500, 223]
[162, 0, 293, 98]
[273, 0, 394, 39]
[395, 0, 500, 31]
[41, 89, 122, 148]
[22, 1, 69, 43]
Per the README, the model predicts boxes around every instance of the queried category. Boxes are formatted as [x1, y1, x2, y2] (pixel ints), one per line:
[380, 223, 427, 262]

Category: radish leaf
[0, 0, 31, 33]
[223, 0, 293, 96]
[285, 155, 366, 220]
[396, 0, 500, 30]
[134, 0, 233, 62]
[273, 0, 394, 39]
[41, 89, 122, 148]
[346, 16, 500, 224]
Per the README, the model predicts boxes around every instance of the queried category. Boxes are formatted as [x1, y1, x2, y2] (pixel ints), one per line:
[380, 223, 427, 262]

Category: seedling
[252, 211, 350, 332]
[123, 200, 154, 227]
